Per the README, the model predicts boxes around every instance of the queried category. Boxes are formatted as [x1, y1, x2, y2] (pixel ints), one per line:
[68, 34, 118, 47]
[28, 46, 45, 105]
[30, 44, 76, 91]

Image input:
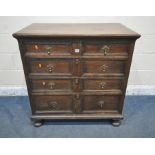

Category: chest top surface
[13, 23, 140, 38]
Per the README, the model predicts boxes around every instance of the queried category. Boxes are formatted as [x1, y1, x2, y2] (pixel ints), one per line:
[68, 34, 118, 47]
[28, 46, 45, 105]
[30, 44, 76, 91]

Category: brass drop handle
[100, 45, 110, 56]
[47, 51, 51, 55]
[100, 64, 108, 72]
[48, 101, 58, 110]
[45, 45, 53, 55]
[99, 82, 106, 89]
[48, 82, 55, 89]
[47, 64, 54, 73]
[98, 101, 105, 109]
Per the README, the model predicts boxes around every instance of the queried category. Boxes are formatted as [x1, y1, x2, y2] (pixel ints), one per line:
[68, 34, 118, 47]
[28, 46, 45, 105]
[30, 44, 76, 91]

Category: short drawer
[32, 95, 73, 114]
[83, 79, 122, 91]
[82, 95, 120, 113]
[82, 60, 125, 76]
[30, 79, 72, 91]
[27, 59, 74, 76]
[25, 43, 72, 55]
[83, 43, 129, 56]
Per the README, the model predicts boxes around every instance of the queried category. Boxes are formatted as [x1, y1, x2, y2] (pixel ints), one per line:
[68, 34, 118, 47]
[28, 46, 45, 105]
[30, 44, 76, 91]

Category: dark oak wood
[82, 79, 123, 91]
[30, 79, 73, 91]
[13, 23, 140, 38]
[82, 95, 121, 113]
[32, 95, 73, 114]
[82, 60, 126, 76]
[27, 58, 73, 75]
[83, 43, 130, 55]
[25, 43, 72, 55]
[13, 23, 140, 127]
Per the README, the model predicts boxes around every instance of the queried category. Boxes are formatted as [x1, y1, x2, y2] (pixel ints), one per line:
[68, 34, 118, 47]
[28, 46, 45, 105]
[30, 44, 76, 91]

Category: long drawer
[29, 78, 123, 93]
[32, 94, 121, 114]
[24, 42, 129, 56]
[26, 58, 126, 77]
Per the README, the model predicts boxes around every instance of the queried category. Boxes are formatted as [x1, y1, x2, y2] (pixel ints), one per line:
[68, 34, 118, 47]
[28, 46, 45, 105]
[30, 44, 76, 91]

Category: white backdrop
[0, 16, 154, 95]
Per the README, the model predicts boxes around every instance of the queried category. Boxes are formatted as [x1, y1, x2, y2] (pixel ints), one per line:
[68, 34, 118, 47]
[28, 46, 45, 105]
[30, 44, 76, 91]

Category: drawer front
[25, 44, 72, 55]
[25, 42, 129, 56]
[83, 79, 122, 91]
[82, 60, 125, 76]
[82, 95, 120, 113]
[27, 59, 73, 75]
[83, 43, 129, 56]
[30, 79, 72, 91]
[32, 95, 73, 114]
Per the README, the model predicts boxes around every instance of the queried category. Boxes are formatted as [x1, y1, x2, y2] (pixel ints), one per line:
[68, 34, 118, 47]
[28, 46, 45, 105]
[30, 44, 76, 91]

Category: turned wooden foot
[112, 119, 121, 127]
[33, 120, 43, 127]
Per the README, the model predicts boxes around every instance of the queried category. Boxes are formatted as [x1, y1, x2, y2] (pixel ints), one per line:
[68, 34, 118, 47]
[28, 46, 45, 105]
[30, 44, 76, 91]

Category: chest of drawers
[13, 23, 140, 127]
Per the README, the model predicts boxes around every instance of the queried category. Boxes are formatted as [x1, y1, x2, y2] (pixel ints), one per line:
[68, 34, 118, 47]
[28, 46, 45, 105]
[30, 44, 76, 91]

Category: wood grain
[13, 23, 141, 38]
[13, 23, 140, 126]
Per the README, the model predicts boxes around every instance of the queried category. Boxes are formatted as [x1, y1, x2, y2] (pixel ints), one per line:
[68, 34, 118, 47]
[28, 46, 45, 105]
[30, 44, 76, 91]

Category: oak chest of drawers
[13, 23, 140, 127]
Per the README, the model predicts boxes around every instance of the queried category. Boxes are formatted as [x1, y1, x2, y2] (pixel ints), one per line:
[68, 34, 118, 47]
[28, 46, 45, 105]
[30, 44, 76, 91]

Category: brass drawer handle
[100, 45, 110, 56]
[44, 45, 53, 55]
[48, 82, 55, 89]
[99, 82, 106, 89]
[98, 101, 105, 109]
[48, 101, 58, 110]
[100, 64, 108, 72]
[47, 64, 55, 73]
[47, 51, 51, 55]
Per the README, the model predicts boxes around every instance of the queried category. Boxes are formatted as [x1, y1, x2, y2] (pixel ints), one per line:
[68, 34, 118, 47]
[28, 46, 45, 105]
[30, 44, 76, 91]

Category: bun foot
[112, 119, 121, 127]
[33, 120, 43, 127]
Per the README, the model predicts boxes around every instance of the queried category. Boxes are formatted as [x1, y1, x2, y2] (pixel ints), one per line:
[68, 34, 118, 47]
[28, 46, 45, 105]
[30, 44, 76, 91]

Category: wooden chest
[13, 23, 140, 127]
